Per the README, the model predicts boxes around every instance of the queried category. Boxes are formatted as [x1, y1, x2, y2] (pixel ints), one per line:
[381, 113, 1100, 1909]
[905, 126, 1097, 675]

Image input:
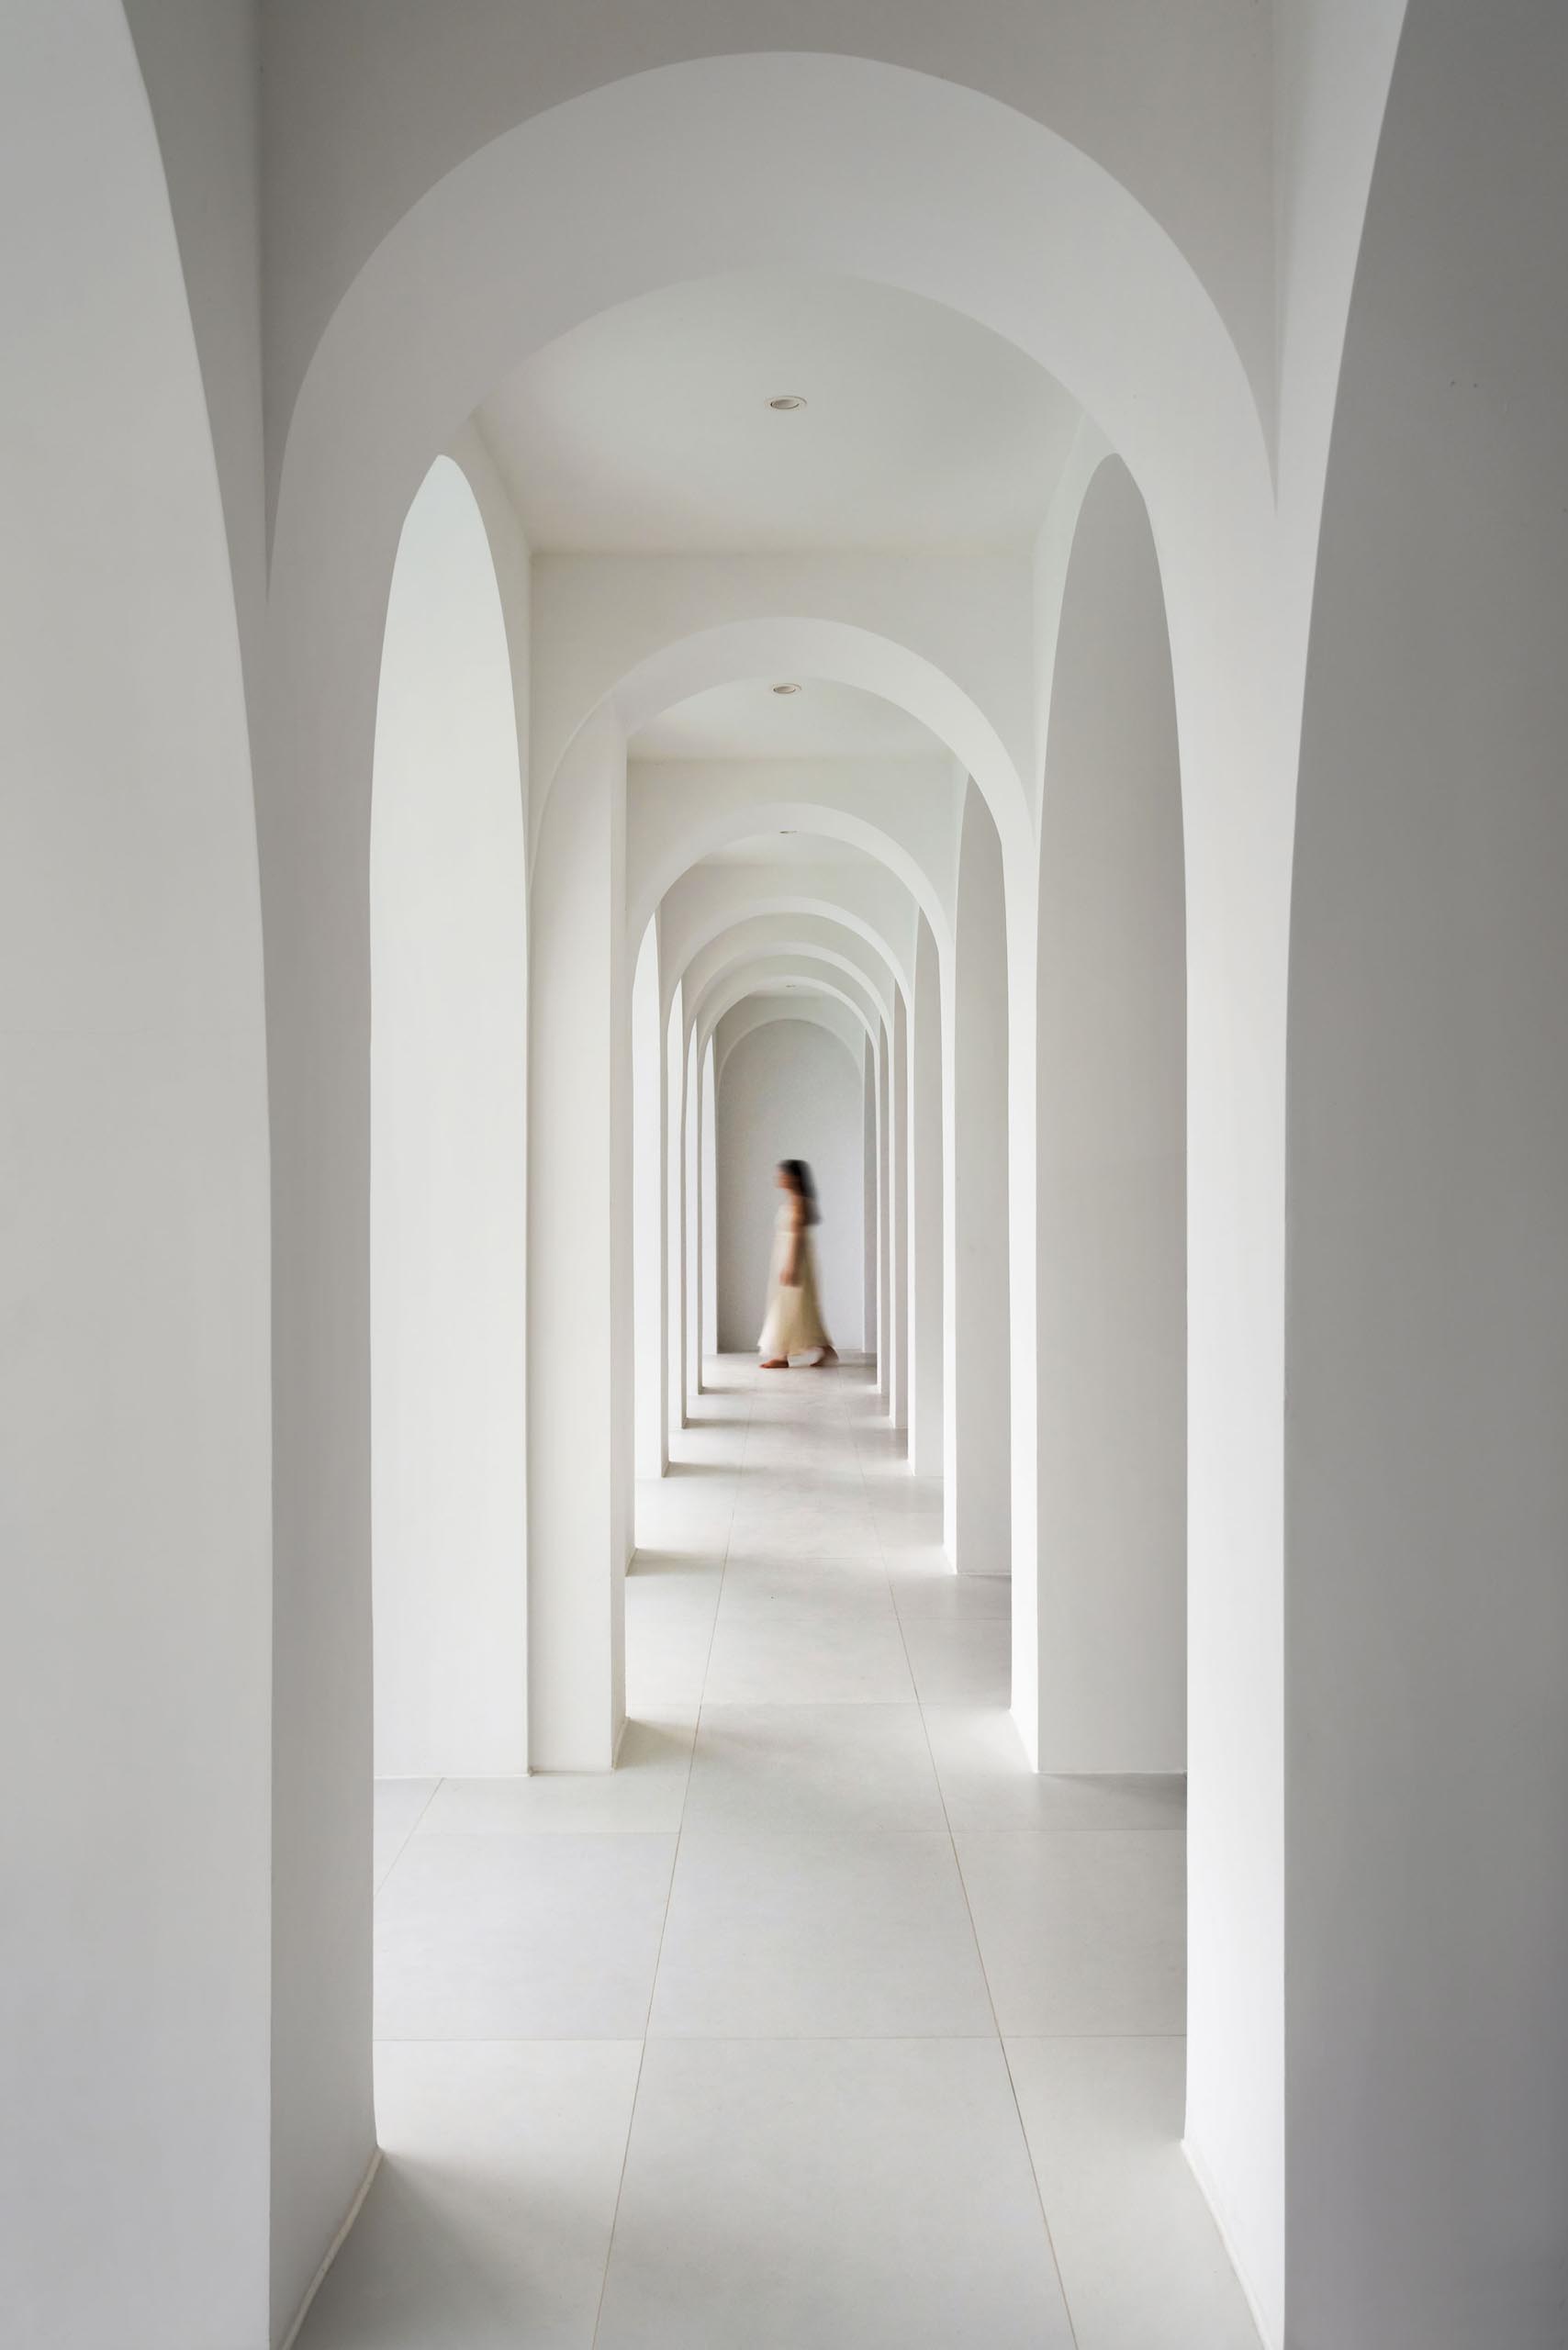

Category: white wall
[1036, 458, 1184, 1774]
[632, 921, 666, 1476]
[1285, 9, 1568, 2344]
[716, 1021, 863, 1355]
[0, 9, 272, 2343]
[700, 1037, 718, 1357]
[683, 1018, 700, 1405]
[946, 783, 1012, 1576]
[862, 1037, 879, 1357]
[908, 913, 945, 1472]
[528, 706, 629, 1769]
[889, 989, 910, 1429]
[370, 455, 527, 1778]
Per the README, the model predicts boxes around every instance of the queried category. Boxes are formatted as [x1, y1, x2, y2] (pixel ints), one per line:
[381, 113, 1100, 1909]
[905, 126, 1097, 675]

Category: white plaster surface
[0, 12, 271, 2343]
[371, 456, 527, 1778]
[1035, 457, 1185, 1774]
[1285, 9, 1568, 2342]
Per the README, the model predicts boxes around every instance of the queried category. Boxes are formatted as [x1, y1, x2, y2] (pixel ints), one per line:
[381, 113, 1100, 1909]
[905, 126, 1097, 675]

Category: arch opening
[370, 455, 528, 1784]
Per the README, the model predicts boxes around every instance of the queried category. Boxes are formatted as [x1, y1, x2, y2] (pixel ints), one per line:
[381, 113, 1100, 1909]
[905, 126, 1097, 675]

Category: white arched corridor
[6, 6, 1567, 2349]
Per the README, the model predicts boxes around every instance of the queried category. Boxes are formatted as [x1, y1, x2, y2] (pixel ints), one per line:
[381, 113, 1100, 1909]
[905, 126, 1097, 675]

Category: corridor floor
[305, 1359, 1259, 2348]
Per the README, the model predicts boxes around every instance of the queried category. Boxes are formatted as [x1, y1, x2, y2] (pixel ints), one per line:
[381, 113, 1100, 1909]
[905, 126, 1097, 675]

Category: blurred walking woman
[759, 1160, 837, 1369]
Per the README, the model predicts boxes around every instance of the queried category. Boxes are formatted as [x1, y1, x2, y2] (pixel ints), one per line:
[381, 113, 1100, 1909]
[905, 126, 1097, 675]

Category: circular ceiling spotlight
[767, 394, 807, 411]
[772, 682, 801, 696]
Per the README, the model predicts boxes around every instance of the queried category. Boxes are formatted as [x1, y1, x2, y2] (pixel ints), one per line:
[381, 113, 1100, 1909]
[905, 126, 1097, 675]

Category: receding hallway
[306, 1359, 1251, 2350]
[13, 14, 1568, 2342]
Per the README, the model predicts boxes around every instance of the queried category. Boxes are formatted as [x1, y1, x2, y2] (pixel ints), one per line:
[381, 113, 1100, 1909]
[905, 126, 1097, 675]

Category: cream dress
[758, 1199, 834, 1361]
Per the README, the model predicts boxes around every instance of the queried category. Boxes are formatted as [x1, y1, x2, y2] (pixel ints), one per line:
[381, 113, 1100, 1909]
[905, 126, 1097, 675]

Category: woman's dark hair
[778, 1158, 821, 1225]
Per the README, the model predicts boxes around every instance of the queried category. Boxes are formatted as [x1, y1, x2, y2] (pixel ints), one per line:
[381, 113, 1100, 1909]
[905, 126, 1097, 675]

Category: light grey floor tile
[625, 1555, 724, 1607]
[717, 1573, 895, 1630]
[623, 1620, 715, 1711]
[901, 1615, 1011, 1701]
[871, 1473, 944, 1514]
[877, 1508, 947, 1555]
[649, 1831, 993, 2037]
[686, 1704, 946, 1831]
[719, 1553, 892, 1611]
[374, 1832, 409, 1894]
[726, 1506, 880, 1561]
[373, 1780, 441, 1892]
[375, 1833, 676, 2040]
[890, 1567, 1011, 1619]
[417, 1718, 695, 1836]
[594, 2039, 1074, 2350]
[632, 1507, 734, 1560]
[701, 1604, 915, 1702]
[297, 2040, 642, 2350]
[1005, 2037, 1260, 2348]
[957, 1830, 1185, 2034]
[925, 1708, 1187, 1831]
[374, 1778, 440, 1840]
[356, 1370, 1224, 2343]
[625, 1577, 722, 1639]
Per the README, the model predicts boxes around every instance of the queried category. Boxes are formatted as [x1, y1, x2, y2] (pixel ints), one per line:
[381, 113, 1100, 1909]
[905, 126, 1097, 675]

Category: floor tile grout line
[592, 1361, 756, 2350]
[995, 2030, 1084, 2350]
[373, 1772, 445, 1895]
[588, 2034, 648, 2350]
[857, 1382, 1083, 2350]
[612, 1356, 1091, 2343]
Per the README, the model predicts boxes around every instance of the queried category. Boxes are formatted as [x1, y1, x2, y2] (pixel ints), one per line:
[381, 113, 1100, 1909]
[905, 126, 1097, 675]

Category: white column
[890, 990, 910, 1432]
[370, 456, 528, 1779]
[684, 1023, 700, 1402]
[1286, 21, 1568, 2338]
[945, 783, 1011, 1576]
[861, 1037, 878, 1360]
[909, 915, 945, 1474]
[876, 1026, 891, 1408]
[632, 919, 666, 1478]
[1035, 460, 1184, 1774]
[527, 707, 628, 1769]
[666, 993, 685, 1443]
[700, 1035, 718, 1362]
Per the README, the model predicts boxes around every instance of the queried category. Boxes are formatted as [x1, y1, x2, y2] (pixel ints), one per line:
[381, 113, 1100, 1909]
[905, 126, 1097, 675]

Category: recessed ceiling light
[772, 682, 801, 696]
[767, 395, 807, 411]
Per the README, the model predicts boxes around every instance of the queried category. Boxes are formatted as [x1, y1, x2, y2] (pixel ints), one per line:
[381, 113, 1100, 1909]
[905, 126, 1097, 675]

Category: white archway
[259, 48, 1284, 2324]
[370, 454, 528, 1781]
[697, 966, 881, 1059]
[714, 1006, 869, 1358]
[677, 912, 906, 1034]
[1035, 454, 1185, 1774]
[716, 993, 865, 1081]
[661, 870, 918, 1012]
[688, 935, 898, 1042]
